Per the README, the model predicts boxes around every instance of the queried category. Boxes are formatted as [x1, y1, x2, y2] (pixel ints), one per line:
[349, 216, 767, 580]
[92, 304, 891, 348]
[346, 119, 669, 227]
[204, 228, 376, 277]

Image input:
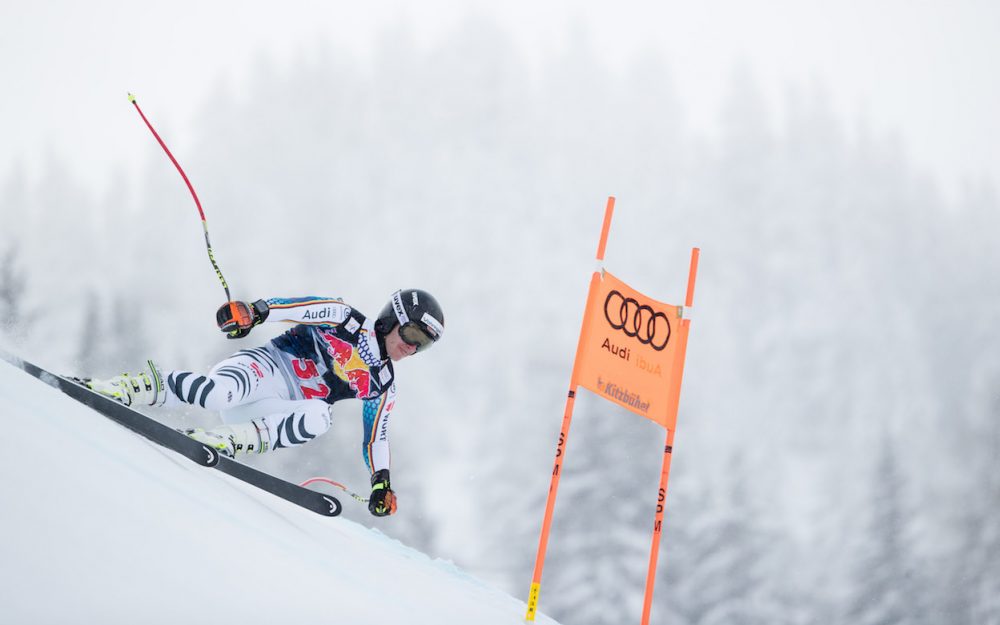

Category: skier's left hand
[368, 469, 397, 517]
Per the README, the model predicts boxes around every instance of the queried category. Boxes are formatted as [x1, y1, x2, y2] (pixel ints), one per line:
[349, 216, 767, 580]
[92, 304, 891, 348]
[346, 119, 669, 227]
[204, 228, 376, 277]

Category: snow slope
[0, 358, 560, 625]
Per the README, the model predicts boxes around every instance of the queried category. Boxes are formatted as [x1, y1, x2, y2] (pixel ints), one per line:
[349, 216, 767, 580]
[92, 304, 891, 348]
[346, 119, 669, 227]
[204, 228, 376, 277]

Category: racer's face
[385, 325, 418, 362]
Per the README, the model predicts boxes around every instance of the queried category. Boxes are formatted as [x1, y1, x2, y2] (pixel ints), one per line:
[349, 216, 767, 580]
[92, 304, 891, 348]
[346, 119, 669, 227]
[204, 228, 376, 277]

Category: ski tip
[0, 349, 24, 369]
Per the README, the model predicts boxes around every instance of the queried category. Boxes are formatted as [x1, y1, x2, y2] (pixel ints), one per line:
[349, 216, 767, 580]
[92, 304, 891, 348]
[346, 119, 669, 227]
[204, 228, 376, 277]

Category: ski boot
[183, 421, 270, 458]
[82, 360, 166, 407]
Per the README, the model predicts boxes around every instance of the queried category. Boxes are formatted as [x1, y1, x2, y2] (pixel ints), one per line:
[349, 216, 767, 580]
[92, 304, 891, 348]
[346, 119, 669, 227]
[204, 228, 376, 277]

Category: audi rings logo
[603, 290, 671, 351]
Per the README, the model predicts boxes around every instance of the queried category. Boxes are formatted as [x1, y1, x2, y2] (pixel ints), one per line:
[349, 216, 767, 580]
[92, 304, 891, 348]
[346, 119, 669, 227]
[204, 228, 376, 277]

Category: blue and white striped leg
[164, 348, 286, 410]
[258, 401, 334, 451]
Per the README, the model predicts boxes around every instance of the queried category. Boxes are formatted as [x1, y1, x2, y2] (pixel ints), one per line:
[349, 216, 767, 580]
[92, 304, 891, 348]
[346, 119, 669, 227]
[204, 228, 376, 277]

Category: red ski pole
[127, 93, 232, 302]
[300, 477, 370, 503]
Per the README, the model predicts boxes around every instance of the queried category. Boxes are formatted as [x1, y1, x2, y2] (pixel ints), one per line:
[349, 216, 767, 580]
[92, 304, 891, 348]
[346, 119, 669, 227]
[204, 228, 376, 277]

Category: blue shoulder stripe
[266, 297, 344, 308]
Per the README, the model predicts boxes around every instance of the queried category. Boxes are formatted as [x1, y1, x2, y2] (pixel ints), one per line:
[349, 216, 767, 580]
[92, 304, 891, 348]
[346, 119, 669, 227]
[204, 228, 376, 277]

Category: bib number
[292, 358, 330, 400]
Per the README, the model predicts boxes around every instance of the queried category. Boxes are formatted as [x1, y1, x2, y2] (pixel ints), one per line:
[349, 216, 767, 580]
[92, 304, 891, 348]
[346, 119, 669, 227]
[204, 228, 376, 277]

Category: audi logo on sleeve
[603, 290, 671, 351]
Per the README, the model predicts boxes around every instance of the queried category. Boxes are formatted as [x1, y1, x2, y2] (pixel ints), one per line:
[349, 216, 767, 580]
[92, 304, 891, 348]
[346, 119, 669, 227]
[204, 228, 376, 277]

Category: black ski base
[1, 352, 219, 467]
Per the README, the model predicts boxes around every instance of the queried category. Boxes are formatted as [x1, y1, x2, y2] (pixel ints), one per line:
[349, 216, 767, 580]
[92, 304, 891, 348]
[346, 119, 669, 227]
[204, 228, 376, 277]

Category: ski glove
[216, 299, 270, 339]
[368, 469, 397, 517]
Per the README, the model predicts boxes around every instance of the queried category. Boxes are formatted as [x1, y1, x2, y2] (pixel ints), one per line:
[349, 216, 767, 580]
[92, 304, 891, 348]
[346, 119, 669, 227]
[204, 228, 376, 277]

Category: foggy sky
[2, 0, 998, 199]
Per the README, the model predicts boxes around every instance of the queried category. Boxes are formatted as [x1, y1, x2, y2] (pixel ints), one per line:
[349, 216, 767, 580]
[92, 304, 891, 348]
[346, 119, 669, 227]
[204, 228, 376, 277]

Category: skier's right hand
[216, 299, 269, 339]
[368, 469, 397, 517]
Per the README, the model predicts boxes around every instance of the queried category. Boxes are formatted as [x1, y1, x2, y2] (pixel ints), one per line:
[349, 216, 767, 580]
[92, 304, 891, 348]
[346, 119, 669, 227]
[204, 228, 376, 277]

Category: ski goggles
[399, 322, 437, 353]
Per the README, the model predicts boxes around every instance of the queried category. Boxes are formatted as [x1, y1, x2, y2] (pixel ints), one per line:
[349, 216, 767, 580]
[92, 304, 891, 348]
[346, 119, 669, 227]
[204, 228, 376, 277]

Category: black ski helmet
[375, 289, 445, 352]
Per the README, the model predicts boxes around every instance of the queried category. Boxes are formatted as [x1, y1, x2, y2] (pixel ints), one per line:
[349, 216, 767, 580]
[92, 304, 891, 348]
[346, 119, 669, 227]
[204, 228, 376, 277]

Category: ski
[1, 351, 340, 516]
[214, 457, 342, 517]
[0, 352, 220, 467]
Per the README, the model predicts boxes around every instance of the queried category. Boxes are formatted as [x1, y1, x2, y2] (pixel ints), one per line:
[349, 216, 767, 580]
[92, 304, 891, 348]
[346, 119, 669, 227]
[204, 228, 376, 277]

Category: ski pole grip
[216, 301, 253, 333]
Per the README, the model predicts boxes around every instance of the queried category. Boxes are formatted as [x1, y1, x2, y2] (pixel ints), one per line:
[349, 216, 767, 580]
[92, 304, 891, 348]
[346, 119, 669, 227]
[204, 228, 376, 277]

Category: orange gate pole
[525, 197, 616, 621]
[639, 247, 699, 625]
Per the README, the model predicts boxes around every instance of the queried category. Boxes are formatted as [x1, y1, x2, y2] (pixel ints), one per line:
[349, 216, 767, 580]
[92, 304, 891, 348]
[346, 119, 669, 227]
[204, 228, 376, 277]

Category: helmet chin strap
[375, 323, 392, 362]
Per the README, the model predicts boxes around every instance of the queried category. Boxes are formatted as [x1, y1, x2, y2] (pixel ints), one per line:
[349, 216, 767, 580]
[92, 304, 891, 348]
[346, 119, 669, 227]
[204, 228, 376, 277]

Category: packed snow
[0, 358, 560, 624]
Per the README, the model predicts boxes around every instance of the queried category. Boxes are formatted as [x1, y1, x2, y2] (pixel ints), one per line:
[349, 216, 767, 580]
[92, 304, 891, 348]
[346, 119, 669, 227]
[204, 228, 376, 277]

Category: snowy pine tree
[959, 376, 1000, 624]
[843, 435, 931, 625]
[0, 243, 29, 345]
[655, 451, 790, 625]
[542, 396, 662, 625]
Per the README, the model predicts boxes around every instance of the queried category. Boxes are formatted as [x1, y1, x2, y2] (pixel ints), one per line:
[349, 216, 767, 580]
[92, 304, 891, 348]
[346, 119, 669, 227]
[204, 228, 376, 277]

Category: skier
[84, 289, 445, 517]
